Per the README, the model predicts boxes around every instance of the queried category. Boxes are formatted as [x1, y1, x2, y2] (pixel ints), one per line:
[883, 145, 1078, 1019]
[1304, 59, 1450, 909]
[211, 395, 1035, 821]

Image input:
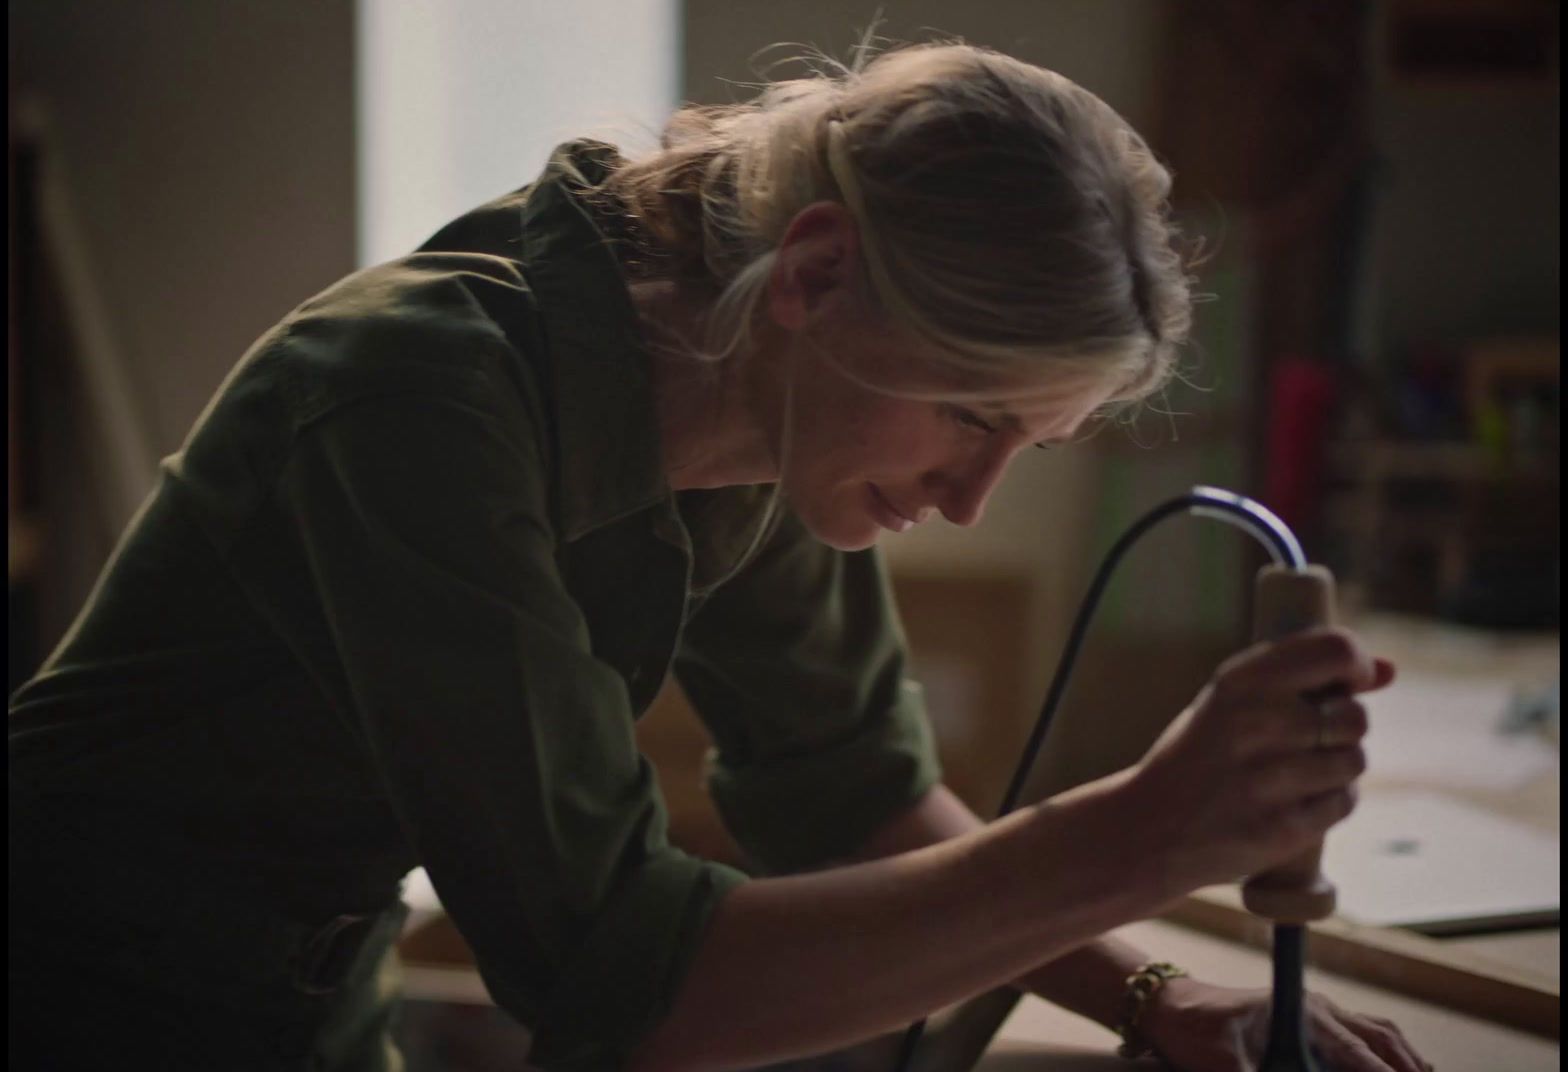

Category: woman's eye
[952, 407, 997, 434]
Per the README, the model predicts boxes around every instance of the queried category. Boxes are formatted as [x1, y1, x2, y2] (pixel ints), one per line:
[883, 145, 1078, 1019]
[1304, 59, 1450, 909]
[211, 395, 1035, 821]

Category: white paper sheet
[1325, 790, 1560, 931]
[1362, 673, 1558, 792]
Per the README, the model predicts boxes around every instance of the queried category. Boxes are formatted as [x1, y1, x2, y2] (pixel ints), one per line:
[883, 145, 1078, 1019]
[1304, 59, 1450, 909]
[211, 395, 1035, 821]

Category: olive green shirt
[8, 142, 940, 1069]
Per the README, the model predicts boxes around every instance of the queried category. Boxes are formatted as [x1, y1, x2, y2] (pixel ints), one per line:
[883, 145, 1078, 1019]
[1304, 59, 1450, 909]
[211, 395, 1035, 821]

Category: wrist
[1114, 962, 1191, 1059]
[1013, 934, 1164, 1036]
[1139, 972, 1205, 1042]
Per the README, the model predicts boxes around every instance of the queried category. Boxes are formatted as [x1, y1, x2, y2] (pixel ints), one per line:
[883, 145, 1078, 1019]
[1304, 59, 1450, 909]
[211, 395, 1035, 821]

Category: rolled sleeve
[675, 512, 943, 875]
[704, 678, 938, 873]
[276, 385, 745, 1068]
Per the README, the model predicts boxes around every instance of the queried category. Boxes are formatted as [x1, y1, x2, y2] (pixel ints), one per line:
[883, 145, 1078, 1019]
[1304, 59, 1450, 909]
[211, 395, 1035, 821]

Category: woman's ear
[766, 202, 860, 332]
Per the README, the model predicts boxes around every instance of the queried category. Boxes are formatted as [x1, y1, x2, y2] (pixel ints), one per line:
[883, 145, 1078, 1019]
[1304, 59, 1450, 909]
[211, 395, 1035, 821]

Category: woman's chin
[802, 512, 882, 553]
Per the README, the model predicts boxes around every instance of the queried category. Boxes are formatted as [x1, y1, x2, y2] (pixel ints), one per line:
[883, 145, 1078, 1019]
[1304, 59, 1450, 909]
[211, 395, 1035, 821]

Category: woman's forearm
[1011, 933, 1153, 1032]
[628, 771, 1166, 1072]
[848, 781, 1164, 1032]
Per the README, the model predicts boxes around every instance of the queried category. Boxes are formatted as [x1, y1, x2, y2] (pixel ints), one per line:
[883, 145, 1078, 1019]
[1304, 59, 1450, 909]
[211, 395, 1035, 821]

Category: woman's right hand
[1122, 627, 1396, 904]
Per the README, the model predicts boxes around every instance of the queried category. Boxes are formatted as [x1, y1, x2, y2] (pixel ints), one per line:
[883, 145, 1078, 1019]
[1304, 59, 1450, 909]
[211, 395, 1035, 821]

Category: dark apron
[10, 795, 409, 1071]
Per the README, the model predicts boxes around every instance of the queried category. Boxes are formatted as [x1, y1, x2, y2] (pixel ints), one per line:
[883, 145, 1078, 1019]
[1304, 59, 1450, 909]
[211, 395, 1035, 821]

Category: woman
[10, 43, 1427, 1072]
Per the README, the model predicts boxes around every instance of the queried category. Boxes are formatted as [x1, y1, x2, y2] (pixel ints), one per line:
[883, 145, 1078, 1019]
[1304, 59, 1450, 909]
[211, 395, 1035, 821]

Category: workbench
[987, 917, 1557, 1070]
[395, 905, 1557, 1070]
[397, 612, 1559, 1069]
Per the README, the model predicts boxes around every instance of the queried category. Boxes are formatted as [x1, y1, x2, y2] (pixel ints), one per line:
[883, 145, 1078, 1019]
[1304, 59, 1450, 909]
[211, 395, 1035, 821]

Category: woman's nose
[928, 443, 1013, 527]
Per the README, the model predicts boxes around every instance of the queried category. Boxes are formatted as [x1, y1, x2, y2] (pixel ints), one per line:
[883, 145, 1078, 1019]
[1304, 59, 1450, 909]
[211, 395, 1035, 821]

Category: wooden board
[1165, 886, 1560, 1039]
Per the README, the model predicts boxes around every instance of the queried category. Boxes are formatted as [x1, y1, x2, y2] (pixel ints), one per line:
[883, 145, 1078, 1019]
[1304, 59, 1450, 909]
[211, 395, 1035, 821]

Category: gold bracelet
[1115, 961, 1188, 1059]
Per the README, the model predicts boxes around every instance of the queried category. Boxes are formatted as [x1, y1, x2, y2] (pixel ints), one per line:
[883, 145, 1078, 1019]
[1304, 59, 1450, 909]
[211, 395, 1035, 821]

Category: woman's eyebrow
[981, 404, 1071, 447]
[979, 405, 1026, 434]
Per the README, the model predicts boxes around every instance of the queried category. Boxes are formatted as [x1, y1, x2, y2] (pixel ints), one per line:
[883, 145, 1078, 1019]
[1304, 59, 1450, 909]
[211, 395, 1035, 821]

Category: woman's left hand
[1139, 976, 1434, 1071]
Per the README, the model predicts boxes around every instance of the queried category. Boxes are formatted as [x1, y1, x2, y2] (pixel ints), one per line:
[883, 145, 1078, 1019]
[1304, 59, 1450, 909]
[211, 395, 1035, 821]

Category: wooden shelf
[9, 514, 42, 583]
[1326, 440, 1557, 482]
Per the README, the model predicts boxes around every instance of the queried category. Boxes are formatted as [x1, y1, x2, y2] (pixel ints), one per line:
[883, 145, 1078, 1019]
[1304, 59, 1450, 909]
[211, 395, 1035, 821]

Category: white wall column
[357, 0, 679, 268]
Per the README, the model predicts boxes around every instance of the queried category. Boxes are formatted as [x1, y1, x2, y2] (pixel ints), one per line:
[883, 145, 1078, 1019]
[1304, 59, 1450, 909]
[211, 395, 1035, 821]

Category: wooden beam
[1166, 888, 1560, 1039]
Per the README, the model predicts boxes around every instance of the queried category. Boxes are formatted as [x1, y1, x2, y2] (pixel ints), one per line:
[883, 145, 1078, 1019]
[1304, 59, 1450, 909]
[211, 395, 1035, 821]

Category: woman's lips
[867, 484, 915, 532]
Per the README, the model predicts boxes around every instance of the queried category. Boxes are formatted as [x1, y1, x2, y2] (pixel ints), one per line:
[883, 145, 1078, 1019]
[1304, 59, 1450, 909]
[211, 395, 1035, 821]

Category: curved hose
[890, 487, 1306, 1072]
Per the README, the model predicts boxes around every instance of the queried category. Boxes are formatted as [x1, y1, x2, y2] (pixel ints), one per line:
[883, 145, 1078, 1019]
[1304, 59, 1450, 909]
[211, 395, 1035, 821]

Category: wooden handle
[1241, 564, 1340, 923]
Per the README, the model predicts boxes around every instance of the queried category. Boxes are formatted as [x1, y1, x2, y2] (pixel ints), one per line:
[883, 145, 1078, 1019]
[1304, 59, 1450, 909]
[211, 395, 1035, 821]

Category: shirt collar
[518, 141, 673, 542]
[420, 142, 777, 578]
[422, 140, 671, 543]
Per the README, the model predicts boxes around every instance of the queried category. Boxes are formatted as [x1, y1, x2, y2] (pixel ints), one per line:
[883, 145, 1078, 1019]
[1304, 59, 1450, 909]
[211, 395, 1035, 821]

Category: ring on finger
[1313, 699, 1335, 750]
[1311, 696, 1360, 750]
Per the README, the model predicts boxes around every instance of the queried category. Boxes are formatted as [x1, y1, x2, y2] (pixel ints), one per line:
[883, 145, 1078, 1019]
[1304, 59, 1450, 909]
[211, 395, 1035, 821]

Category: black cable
[890, 487, 1305, 1072]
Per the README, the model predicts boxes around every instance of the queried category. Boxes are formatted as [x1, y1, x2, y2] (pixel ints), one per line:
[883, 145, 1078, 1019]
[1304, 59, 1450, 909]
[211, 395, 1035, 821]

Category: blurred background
[8, 0, 1560, 1065]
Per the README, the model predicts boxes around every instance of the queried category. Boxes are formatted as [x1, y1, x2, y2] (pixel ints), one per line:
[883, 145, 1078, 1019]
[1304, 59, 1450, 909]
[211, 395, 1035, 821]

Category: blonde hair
[602, 41, 1192, 414]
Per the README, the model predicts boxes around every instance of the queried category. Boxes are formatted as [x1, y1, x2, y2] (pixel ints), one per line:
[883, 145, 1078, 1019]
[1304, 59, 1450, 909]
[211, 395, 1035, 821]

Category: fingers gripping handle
[1242, 564, 1340, 924]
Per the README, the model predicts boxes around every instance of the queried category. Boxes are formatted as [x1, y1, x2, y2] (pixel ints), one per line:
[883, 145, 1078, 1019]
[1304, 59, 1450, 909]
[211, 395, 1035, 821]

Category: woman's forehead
[848, 328, 1129, 425]
[900, 334, 1127, 397]
[965, 362, 1121, 409]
